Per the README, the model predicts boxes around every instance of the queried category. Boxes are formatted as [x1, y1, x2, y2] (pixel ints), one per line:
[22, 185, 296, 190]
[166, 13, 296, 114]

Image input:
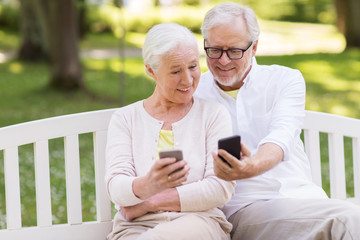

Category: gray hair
[142, 23, 198, 75]
[201, 2, 260, 42]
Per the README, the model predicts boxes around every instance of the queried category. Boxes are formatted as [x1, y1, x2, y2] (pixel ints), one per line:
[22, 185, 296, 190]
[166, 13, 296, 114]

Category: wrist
[133, 175, 153, 200]
[145, 195, 160, 213]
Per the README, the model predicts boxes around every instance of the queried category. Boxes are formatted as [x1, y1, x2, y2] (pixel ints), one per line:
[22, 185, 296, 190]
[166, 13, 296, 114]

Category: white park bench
[0, 109, 359, 239]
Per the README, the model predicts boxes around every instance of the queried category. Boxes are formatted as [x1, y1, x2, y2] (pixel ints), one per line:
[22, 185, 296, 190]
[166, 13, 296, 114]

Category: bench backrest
[0, 109, 117, 240]
[0, 109, 359, 239]
[302, 110, 360, 202]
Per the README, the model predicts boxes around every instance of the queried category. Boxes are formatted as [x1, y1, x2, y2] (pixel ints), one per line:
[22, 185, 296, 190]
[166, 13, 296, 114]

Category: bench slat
[0, 109, 116, 150]
[34, 140, 52, 227]
[328, 133, 347, 199]
[4, 147, 22, 229]
[0, 221, 113, 240]
[353, 137, 360, 199]
[303, 129, 322, 187]
[94, 130, 112, 222]
[64, 135, 83, 224]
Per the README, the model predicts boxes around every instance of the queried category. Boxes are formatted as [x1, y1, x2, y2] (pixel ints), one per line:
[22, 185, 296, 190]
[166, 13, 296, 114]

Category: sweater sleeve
[177, 102, 236, 211]
[105, 108, 144, 207]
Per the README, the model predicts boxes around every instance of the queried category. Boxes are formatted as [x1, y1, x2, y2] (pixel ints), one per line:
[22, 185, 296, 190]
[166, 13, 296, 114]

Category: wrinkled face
[149, 44, 201, 105]
[205, 17, 257, 90]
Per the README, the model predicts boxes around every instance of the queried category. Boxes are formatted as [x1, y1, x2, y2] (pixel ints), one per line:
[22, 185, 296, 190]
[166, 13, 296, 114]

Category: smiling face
[205, 16, 258, 90]
[147, 44, 201, 106]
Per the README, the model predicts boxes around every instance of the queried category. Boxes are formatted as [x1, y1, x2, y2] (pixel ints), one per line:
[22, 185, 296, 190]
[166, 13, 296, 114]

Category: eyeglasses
[204, 40, 253, 60]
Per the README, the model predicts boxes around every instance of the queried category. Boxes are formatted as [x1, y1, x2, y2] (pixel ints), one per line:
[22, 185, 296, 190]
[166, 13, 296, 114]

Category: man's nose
[218, 51, 232, 65]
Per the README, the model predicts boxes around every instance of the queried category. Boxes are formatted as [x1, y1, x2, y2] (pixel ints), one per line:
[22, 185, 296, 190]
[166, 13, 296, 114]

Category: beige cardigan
[105, 97, 235, 212]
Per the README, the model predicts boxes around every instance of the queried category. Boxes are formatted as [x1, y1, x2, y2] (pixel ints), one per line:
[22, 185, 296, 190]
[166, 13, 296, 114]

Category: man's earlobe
[252, 40, 258, 57]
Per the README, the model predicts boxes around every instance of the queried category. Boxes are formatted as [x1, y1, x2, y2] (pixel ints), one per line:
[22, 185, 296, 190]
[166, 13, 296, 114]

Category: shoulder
[255, 63, 303, 81]
[194, 71, 218, 100]
[194, 97, 230, 118]
[110, 101, 143, 124]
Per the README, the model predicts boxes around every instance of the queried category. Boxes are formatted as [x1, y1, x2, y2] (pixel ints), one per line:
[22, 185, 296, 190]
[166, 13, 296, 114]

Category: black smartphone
[218, 135, 241, 161]
[159, 149, 183, 161]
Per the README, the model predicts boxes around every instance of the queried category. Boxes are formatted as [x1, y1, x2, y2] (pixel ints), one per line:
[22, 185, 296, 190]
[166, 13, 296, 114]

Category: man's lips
[217, 66, 235, 72]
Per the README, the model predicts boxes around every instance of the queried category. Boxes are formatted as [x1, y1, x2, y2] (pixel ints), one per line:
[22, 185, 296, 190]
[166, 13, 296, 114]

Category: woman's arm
[120, 188, 180, 221]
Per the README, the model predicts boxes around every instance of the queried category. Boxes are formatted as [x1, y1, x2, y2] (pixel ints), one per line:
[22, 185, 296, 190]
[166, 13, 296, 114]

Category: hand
[133, 157, 190, 200]
[213, 142, 283, 181]
[120, 188, 180, 221]
[212, 142, 253, 181]
[120, 203, 149, 221]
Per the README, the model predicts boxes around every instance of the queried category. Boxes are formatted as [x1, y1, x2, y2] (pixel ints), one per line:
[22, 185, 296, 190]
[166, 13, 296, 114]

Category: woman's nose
[182, 70, 193, 84]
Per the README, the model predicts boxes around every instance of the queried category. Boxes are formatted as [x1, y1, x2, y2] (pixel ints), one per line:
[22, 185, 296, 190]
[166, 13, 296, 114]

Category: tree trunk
[17, 0, 47, 61]
[35, 0, 84, 90]
[334, 0, 360, 48]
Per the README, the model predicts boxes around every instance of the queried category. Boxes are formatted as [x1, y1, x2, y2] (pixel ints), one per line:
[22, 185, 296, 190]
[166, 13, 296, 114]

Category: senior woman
[105, 23, 235, 240]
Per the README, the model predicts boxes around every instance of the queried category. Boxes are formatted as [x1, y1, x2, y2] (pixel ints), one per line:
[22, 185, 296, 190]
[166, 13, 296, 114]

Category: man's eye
[230, 49, 242, 55]
[210, 49, 221, 54]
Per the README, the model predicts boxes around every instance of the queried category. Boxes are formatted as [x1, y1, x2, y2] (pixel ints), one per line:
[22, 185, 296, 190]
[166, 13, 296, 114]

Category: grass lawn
[0, 21, 359, 228]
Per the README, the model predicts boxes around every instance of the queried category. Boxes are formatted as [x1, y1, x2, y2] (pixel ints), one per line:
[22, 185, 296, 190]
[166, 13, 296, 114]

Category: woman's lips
[177, 87, 191, 92]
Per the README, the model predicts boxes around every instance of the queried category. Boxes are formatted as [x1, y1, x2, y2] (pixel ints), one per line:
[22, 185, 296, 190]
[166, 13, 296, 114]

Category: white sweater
[105, 97, 235, 212]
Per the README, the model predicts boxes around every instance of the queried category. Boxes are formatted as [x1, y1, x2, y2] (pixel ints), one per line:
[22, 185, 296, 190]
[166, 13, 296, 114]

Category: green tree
[334, 0, 360, 48]
[17, 0, 46, 60]
[35, 0, 84, 90]
[17, 0, 84, 90]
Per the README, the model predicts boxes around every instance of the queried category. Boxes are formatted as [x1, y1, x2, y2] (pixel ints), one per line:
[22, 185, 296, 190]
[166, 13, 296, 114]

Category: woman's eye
[172, 71, 180, 74]
[189, 65, 197, 69]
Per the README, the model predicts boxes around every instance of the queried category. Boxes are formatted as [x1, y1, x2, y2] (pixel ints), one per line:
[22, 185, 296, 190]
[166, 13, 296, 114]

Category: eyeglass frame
[203, 39, 253, 60]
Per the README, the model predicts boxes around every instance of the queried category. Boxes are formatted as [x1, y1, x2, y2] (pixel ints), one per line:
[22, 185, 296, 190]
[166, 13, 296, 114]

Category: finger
[169, 165, 190, 181]
[154, 157, 177, 171]
[166, 159, 187, 175]
[240, 142, 251, 158]
[212, 152, 233, 176]
[171, 169, 190, 186]
[218, 149, 239, 167]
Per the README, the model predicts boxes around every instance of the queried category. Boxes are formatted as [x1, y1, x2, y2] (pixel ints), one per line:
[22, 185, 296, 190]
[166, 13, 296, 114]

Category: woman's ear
[145, 64, 156, 79]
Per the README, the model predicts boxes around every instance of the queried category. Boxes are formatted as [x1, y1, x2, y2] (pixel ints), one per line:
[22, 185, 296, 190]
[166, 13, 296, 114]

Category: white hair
[142, 23, 198, 75]
[201, 2, 260, 42]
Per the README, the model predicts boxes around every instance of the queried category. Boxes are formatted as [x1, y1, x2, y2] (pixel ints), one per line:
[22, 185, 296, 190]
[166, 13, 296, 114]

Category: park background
[0, 0, 359, 229]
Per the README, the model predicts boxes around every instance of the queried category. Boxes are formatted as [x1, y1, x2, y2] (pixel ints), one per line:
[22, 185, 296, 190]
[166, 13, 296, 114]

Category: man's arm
[213, 142, 283, 181]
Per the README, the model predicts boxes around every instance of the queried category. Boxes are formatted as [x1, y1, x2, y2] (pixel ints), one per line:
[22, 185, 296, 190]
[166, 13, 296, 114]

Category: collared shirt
[195, 57, 328, 219]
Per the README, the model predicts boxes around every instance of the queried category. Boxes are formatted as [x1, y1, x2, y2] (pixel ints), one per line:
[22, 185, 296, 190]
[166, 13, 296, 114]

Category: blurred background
[0, 0, 359, 229]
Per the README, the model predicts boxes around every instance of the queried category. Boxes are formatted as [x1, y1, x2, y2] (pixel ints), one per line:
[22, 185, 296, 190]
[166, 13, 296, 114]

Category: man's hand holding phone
[213, 135, 251, 181]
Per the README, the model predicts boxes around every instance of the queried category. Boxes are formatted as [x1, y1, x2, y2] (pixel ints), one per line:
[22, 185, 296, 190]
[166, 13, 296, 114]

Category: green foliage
[0, 2, 19, 31]
[0, 0, 336, 37]
[86, 5, 205, 35]
[244, 0, 335, 24]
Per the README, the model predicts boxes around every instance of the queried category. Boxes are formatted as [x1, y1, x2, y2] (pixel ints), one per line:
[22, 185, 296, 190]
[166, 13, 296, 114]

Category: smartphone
[159, 149, 184, 174]
[159, 149, 183, 161]
[218, 135, 241, 161]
